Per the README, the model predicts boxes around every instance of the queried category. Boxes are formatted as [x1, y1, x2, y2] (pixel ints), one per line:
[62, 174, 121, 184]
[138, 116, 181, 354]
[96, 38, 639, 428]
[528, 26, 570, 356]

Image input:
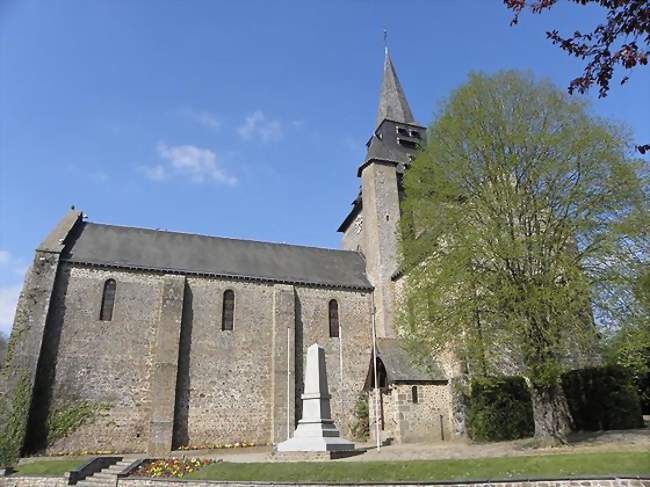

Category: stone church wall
[173, 277, 275, 448]
[36, 264, 162, 454]
[23, 261, 374, 454]
[368, 383, 453, 444]
[341, 213, 364, 253]
[294, 287, 373, 438]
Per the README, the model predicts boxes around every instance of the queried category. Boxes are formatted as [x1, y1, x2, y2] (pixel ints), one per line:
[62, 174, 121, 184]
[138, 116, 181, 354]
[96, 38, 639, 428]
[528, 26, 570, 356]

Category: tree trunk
[529, 381, 573, 445]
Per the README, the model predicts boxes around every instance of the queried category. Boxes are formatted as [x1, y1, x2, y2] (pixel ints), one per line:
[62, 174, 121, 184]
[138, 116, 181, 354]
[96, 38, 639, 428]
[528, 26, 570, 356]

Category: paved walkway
[20, 427, 650, 465]
[168, 427, 650, 463]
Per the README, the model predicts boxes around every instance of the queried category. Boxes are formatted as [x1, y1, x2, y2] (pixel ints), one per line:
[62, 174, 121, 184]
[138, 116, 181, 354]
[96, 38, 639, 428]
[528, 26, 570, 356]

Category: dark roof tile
[63, 222, 372, 290]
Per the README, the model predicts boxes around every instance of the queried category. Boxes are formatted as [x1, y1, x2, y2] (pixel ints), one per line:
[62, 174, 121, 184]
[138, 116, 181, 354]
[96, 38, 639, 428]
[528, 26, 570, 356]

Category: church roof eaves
[62, 222, 373, 291]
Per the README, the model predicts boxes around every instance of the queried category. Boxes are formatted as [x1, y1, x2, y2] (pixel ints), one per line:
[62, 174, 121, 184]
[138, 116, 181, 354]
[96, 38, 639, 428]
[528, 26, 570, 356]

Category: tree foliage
[398, 71, 648, 442]
[603, 267, 650, 411]
[0, 334, 6, 369]
[504, 0, 650, 153]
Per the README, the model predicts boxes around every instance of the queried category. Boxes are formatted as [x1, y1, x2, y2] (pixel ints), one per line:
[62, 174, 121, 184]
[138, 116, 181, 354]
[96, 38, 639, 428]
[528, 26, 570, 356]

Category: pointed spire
[375, 49, 415, 128]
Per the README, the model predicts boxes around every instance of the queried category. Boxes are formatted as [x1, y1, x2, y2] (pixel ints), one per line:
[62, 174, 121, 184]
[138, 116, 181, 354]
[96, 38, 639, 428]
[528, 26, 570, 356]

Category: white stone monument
[276, 343, 355, 454]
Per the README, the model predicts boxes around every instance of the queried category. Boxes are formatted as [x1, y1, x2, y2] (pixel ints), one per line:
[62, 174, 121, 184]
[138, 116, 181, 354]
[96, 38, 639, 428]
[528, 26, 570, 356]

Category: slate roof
[375, 50, 416, 128]
[62, 222, 372, 290]
[364, 338, 447, 389]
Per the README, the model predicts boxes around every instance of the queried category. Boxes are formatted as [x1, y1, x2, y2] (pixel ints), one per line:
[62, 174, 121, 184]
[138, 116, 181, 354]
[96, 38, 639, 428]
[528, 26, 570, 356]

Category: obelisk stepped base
[276, 343, 355, 455]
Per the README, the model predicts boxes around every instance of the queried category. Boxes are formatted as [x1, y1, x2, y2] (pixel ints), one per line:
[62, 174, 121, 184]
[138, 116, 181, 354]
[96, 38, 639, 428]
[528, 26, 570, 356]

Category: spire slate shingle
[375, 49, 416, 128]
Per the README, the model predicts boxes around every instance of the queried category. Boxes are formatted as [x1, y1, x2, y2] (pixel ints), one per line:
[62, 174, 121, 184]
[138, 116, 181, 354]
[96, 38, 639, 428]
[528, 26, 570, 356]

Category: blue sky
[0, 0, 648, 335]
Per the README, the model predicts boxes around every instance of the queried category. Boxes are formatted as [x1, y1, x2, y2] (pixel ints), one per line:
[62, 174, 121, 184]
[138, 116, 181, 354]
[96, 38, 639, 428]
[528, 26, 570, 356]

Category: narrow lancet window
[328, 299, 339, 338]
[222, 290, 234, 331]
[100, 279, 116, 321]
[411, 385, 419, 404]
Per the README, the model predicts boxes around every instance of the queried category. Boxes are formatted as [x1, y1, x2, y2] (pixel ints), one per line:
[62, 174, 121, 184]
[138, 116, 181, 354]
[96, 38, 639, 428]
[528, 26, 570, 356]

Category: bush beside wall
[561, 365, 644, 431]
[467, 376, 534, 441]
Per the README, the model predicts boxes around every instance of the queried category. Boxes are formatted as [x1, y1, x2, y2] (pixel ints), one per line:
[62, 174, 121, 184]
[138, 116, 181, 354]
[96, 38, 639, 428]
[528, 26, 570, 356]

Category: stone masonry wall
[38, 264, 162, 454]
[361, 161, 401, 338]
[24, 260, 374, 453]
[341, 213, 364, 253]
[172, 277, 275, 448]
[392, 383, 452, 443]
[368, 383, 454, 444]
[294, 286, 373, 439]
[369, 387, 398, 443]
[2, 476, 642, 487]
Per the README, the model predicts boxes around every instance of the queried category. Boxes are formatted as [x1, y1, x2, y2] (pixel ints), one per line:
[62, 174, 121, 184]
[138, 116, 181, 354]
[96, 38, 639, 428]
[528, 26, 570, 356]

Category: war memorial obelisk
[276, 343, 355, 457]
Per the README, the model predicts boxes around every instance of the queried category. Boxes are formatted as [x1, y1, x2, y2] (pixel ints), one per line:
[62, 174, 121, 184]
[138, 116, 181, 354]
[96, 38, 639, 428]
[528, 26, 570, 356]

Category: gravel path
[171, 427, 650, 463]
[21, 427, 649, 465]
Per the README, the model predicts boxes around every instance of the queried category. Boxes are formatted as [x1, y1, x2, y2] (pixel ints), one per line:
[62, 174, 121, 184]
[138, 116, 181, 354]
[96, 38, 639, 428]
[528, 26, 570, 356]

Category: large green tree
[0, 333, 6, 369]
[398, 71, 648, 443]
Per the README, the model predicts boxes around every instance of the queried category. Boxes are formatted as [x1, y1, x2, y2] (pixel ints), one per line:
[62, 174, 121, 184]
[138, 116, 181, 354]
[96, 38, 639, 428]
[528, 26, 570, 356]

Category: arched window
[411, 385, 419, 404]
[328, 299, 339, 338]
[100, 279, 116, 321]
[222, 290, 235, 331]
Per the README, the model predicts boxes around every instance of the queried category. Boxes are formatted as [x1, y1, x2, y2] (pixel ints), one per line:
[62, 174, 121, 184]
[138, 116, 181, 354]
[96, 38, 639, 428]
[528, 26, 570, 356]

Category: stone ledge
[1, 475, 649, 487]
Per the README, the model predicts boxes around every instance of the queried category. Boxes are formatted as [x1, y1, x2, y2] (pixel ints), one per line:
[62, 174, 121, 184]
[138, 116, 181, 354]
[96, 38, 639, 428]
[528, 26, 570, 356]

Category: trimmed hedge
[561, 365, 644, 431]
[467, 376, 534, 441]
[466, 365, 643, 441]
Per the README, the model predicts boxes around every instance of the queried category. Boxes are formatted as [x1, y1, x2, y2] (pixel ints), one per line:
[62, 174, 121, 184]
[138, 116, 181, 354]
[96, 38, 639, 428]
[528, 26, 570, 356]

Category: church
[2, 50, 461, 456]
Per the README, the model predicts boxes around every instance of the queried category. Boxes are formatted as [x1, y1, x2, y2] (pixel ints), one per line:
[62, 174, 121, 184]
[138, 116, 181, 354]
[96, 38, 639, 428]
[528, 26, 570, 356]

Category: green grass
[187, 451, 650, 482]
[12, 458, 89, 477]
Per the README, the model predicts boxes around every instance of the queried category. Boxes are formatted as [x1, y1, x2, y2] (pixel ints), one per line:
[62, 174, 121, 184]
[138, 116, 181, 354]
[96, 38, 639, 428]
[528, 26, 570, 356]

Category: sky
[0, 0, 648, 336]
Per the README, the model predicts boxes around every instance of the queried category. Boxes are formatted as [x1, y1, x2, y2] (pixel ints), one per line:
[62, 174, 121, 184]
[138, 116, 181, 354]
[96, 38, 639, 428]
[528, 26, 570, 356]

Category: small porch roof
[363, 338, 447, 390]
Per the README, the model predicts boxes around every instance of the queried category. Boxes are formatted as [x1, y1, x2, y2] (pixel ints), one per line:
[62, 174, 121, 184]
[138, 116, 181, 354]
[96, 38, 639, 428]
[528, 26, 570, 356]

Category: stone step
[76, 480, 114, 487]
[93, 472, 118, 480]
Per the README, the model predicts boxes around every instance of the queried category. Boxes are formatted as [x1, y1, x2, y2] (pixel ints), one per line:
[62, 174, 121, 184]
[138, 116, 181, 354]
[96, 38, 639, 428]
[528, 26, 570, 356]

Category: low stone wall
[119, 479, 650, 487]
[1, 476, 649, 487]
[0, 477, 66, 487]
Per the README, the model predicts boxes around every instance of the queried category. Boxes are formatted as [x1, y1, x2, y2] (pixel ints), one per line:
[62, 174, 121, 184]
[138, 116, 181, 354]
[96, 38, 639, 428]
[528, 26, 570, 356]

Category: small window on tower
[396, 126, 408, 136]
[328, 299, 339, 338]
[409, 130, 421, 139]
[411, 385, 419, 404]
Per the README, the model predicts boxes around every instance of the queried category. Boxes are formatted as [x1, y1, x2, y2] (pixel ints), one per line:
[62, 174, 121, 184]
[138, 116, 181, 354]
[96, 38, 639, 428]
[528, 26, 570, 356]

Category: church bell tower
[338, 49, 425, 337]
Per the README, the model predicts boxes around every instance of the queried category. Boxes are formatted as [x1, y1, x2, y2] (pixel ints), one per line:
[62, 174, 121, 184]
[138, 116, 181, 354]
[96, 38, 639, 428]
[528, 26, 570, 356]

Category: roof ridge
[84, 221, 361, 255]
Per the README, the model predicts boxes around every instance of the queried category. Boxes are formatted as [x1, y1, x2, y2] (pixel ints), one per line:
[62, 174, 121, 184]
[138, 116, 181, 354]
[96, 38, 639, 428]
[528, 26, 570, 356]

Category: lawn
[187, 451, 650, 482]
[11, 458, 89, 477]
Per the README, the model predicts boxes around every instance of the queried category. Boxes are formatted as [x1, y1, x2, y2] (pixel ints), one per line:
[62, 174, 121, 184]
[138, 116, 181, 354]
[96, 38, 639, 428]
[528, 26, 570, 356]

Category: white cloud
[141, 164, 167, 182]
[0, 250, 9, 265]
[237, 111, 283, 142]
[0, 284, 21, 337]
[181, 108, 222, 131]
[140, 143, 237, 186]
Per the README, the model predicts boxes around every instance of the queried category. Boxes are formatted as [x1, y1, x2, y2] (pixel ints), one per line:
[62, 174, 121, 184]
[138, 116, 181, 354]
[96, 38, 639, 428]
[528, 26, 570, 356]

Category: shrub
[46, 400, 110, 446]
[0, 373, 31, 467]
[350, 394, 369, 440]
[561, 365, 644, 431]
[467, 376, 534, 441]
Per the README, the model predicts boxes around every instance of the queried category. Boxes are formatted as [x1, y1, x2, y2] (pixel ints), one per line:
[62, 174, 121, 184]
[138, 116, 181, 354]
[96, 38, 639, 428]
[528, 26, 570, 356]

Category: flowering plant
[132, 457, 215, 478]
